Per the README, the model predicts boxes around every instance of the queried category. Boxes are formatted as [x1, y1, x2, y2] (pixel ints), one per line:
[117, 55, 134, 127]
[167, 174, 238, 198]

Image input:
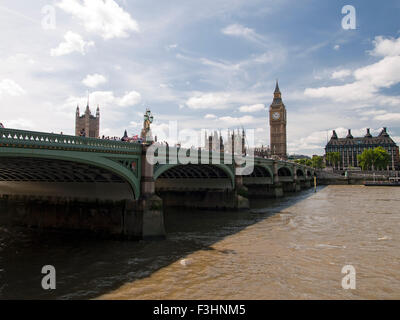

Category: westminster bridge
[0, 128, 315, 239]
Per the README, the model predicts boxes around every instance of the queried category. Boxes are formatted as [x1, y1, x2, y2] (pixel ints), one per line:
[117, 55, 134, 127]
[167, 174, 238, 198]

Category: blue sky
[0, 0, 400, 155]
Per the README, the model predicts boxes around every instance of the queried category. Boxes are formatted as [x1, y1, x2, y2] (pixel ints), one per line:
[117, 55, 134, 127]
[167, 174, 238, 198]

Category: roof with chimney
[326, 128, 397, 146]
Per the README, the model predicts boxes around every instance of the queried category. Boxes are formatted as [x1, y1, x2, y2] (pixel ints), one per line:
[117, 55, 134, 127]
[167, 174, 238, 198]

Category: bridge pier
[137, 146, 165, 240]
[234, 170, 250, 210]
[273, 162, 284, 197]
[293, 173, 301, 192]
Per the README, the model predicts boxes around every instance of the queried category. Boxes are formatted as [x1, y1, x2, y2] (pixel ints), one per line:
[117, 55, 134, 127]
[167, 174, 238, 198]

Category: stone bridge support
[293, 169, 301, 192]
[131, 145, 165, 239]
[273, 162, 284, 197]
[234, 165, 250, 210]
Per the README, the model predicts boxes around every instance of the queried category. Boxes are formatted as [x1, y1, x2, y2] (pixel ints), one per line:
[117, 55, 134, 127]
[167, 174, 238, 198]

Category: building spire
[273, 79, 282, 101]
[274, 79, 280, 94]
[85, 91, 90, 114]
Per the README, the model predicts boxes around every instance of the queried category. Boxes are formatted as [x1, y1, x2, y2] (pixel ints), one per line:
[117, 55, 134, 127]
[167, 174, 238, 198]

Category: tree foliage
[357, 147, 390, 170]
[326, 152, 341, 169]
[311, 155, 325, 169]
[294, 158, 312, 166]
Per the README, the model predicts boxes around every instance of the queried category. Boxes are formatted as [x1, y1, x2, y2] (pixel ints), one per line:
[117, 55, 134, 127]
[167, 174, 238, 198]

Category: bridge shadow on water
[0, 186, 325, 300]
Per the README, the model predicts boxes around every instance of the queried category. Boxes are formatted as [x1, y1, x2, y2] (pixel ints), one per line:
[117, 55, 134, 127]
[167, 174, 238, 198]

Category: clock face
[272, 112, 280, 120]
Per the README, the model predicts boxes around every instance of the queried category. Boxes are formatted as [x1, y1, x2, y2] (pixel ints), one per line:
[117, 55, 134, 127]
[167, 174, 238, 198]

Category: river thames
[1, 185, 399, 299]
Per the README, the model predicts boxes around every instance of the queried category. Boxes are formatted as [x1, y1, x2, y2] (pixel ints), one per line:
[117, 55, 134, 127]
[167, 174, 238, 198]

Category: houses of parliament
[75, 102, 100, 138]
[205, 81, 288, 159]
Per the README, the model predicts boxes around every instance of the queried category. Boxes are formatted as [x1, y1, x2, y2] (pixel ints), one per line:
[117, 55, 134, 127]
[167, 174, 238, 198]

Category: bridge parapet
[0, 128, 142, 154]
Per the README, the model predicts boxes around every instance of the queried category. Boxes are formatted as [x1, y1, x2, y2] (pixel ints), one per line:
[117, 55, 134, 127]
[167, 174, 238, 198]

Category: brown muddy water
[1, 185, 399, 299]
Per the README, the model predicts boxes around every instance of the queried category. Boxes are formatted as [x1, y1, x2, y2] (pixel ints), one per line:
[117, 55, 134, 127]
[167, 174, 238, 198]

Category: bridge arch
[0, 150, 140, 200]
[251, 165, 273, 178]
[278, 166, 292, 177]
[296, 168, 305, 177]
[154, 164, 235, 187]
[154, 163, 235, 188]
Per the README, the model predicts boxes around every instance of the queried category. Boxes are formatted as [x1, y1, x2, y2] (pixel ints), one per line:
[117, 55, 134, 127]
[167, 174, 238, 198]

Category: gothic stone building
[325, 127, 400, 170]
[75, 104, 100, 138]
[204, 129, 246, 155]
[269, 81, 287, 159]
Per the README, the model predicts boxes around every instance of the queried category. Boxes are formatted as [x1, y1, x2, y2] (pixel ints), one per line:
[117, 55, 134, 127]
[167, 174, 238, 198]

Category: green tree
[326, 152, 340, 169]
[294, 158, 310, 166]
[357, 147, 390, 170]
[357, 149, 375, 170]
[311, 155, 325, 169]
[374, 146, 390, 170]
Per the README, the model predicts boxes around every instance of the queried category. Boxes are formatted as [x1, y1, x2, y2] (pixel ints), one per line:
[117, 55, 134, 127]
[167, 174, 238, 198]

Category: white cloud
[185, 91, 266, 110]
[288, 130, 329, 153]
[204, 114, 217, 119]
[50, 31, 94, 56]
[331, 69, 352, 80]
[370, 36, 400, 57]
[65, 90, 141, 109]
[117, 91, 141, 107]
[129, 121, 140, 127]
[222, 24, 255, 37]
[57, 0, 139, 40]
[166, 44, 178, 51]
[374, 112, 400, 122]
[305, 36, 400, 105]
[333, 44, 340, 50]
[186, 92, 231, 109]
[221, 24, 264, 44]
[4, 118, 35, 130]
[239, 104, 265, 113]
[359, 109, 386, 117]
[82, 73, 107, 88]
[0, 79, 26, 98]
[392, 136, 400, 145]
[218, 115, 258, 126]
[304, 81, 375, 102]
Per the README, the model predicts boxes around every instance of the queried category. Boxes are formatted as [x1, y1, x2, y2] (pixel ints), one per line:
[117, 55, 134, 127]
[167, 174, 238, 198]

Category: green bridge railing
[0, 128, 143, 154]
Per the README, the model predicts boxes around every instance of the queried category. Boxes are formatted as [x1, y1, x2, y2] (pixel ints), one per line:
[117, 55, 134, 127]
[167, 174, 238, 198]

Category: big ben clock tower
[269, 80, 287, 159]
